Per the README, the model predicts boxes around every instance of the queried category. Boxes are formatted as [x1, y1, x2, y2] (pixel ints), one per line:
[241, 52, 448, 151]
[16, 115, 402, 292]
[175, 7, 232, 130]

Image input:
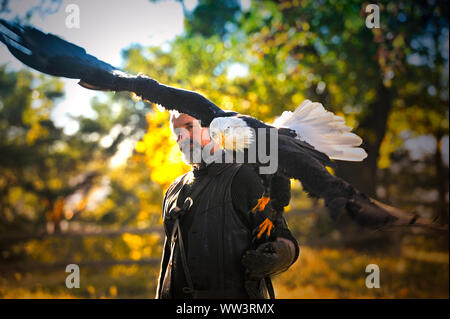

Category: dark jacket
[156, 162, 299, 299]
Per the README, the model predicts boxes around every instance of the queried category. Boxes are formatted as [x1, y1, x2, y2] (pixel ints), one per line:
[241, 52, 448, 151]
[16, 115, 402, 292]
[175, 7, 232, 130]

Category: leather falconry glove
[242, 239, 295, 279]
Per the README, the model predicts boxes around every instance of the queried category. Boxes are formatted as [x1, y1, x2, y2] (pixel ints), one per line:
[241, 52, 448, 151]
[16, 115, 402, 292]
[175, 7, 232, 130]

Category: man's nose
[176, 130, 189, 143]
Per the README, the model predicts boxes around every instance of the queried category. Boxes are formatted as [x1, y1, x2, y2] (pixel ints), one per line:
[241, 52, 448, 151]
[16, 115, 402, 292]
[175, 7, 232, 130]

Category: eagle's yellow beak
[219, 132, 226, 149]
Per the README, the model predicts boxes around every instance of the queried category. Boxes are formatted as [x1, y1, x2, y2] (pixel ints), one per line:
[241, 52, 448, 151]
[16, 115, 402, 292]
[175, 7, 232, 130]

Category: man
[156, 112, 299, 299]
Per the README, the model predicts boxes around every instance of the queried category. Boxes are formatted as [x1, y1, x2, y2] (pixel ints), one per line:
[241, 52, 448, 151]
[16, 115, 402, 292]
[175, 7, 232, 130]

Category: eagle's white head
[209, 117, 255, 151]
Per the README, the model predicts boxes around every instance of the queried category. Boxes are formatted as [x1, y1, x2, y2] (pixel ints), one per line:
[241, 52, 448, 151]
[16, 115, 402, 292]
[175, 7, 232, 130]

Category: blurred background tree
[177, 0, 449, 218]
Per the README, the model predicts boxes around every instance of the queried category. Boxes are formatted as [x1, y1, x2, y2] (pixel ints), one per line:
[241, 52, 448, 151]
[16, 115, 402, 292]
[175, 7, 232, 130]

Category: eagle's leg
[256, 214, 275, 239]
[251, 174, 272, 214]
[251, 174, 277, 239]
[251, 195, 271, 213]
[256, 205, 285, 239]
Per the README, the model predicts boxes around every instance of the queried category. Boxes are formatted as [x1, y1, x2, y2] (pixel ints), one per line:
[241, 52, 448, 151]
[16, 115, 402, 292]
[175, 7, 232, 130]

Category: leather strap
[265, 277, 275, 299]
[166, 172, 215, 297]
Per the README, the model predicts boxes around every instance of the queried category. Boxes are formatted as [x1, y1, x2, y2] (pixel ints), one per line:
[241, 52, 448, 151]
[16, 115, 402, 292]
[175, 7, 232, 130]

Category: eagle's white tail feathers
[273, 100, 368, 161]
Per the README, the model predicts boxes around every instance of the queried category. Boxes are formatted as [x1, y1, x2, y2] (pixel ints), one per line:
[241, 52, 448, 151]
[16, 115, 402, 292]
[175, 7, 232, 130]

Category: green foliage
[180, 0, 450, 198]
[184, 0, 242, 38]
[0, 67, 161, 260]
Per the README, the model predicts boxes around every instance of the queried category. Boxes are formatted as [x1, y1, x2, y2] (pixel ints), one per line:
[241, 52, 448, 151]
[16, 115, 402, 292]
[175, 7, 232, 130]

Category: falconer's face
[170, 113, 219, 164]
[170, 113, 209, 146]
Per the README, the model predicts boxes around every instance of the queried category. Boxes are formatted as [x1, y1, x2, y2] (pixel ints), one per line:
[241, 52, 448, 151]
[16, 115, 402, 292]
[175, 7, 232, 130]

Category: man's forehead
[171, 113, 199, 127]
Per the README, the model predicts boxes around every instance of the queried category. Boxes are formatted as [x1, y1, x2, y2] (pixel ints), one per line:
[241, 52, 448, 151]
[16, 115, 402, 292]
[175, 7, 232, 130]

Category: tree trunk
[336, 83, 393, 197]
[435, 132, 449, 225]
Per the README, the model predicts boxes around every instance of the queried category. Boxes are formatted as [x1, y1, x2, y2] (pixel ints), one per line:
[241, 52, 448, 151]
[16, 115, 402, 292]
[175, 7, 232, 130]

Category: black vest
[156, 163, 266, 298]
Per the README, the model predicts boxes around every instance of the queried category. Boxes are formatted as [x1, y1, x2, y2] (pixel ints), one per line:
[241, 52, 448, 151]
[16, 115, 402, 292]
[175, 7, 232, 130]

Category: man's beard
[178, 138, 203, 165]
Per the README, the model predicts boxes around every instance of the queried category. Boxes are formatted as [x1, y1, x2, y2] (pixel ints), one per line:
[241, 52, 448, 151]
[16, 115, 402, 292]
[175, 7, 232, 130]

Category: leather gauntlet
[242, 239, 295, 279]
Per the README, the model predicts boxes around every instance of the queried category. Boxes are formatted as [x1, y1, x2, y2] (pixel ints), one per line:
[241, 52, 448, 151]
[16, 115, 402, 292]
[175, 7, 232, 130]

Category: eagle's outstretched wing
[0, 19, 119, 83]
[0, 19, 227, 125]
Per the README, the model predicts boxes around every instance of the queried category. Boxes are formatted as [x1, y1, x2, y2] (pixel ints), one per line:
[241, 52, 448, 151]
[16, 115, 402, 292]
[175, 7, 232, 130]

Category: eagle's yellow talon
[257, 218, 274, 239]
[251, 196, 270, 213]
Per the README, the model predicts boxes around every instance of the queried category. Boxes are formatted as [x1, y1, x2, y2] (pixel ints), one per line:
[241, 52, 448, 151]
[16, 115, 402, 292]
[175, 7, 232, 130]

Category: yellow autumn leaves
[134, 106, 190, 188]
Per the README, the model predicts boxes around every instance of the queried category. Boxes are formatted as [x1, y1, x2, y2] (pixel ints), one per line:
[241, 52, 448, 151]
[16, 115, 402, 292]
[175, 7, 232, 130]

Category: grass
[1, 245, 447, 299]
[273, 245, 449, 299]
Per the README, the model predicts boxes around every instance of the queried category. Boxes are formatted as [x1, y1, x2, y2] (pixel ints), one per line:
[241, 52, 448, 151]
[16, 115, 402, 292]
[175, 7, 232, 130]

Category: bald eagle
[1, 19, 436, 239]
